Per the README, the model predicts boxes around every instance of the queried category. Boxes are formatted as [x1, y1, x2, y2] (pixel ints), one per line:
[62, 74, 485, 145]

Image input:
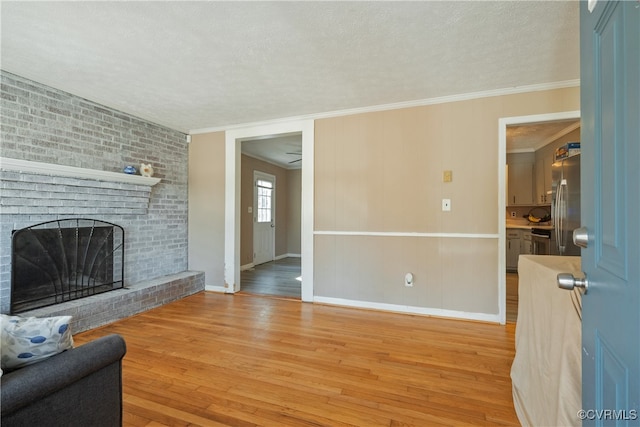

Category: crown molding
[189, 79, 580, 135]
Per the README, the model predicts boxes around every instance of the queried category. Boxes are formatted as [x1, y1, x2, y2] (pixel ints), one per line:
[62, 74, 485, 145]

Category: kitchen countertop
[506, 219, 553, 230]
[506, 223, 554, 230]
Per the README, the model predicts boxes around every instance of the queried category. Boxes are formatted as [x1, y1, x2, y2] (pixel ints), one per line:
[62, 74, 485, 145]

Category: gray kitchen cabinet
[535, 154, 553, 205]
[506, 229, 522, 271]
[507, 154, 534, 206]
[533, 126, 580, 206]
[521, 231, 532, 254]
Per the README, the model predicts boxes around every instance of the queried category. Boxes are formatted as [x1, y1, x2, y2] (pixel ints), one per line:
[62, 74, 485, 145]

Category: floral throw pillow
[0, 314, 74, 370]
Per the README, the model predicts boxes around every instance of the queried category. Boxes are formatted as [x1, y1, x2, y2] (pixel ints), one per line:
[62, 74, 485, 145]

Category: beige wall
[188, 86, 579, 316]
[188, 131, 226, 288]
[314, 87, 579, 315]
[240, 155, 296, 266]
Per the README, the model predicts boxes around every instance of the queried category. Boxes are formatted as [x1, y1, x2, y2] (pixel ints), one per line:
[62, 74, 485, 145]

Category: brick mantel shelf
[0, 157, 161, 216]
[0, 157, 161, 186]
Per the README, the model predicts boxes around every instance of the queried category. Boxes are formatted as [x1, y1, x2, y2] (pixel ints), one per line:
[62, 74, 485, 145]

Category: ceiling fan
[286, 152, 302, 164]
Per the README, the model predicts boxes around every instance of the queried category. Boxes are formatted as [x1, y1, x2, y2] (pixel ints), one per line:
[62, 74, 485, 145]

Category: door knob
[573, 227, 589, 248]
[557, 272, 588, 293]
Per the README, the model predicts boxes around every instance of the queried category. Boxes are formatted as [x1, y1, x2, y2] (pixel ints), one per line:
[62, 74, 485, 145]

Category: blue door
[580, 0, 639, 424]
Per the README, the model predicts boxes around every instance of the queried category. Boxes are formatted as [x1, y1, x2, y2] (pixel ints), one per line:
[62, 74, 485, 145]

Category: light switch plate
[442, 199, 451, 211]
[443, 170, 452, 182]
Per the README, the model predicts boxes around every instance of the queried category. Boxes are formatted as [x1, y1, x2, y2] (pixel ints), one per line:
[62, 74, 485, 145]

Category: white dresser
[511, 255, 582, 427]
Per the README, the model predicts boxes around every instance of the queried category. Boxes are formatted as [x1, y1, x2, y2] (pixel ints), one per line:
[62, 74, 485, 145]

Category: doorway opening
[240, 152, 301, 299]
[224, 120, 314, 301]
[499, 111, 580, 324]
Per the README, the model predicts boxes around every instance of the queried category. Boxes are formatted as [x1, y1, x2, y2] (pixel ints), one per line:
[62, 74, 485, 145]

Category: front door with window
[253, 172, 275, 266]
[580, 0, 639, 422]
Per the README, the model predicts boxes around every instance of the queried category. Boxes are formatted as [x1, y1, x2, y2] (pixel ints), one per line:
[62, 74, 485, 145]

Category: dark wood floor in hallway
[506, 273, 519, 323]
[240, 257, 301, 299]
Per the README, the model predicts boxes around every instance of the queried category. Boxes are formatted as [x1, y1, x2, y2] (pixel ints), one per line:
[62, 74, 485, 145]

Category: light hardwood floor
[240, 257, 301, 299]
[75, 292, 520, 426]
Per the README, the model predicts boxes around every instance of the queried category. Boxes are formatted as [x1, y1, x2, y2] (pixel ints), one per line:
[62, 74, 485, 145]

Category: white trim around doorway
[497, 110, 580, 325]
[224, 120, 314, 301]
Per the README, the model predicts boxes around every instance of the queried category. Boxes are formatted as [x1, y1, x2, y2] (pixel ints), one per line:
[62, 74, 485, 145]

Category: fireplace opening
[11, 218, 124, 314]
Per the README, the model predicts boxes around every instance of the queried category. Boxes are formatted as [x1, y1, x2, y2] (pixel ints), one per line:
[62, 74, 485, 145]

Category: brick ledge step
[15, 271, 205, 333]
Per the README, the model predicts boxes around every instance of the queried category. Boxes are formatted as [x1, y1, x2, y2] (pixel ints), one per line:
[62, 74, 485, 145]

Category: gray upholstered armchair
[1, 334, 126, 427]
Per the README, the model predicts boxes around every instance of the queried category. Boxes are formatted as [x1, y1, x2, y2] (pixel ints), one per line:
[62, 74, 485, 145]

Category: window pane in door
[256, 180, 272, 223]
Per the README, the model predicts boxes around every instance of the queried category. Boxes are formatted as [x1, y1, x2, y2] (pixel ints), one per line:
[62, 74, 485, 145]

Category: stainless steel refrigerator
[551, 153, 581, 256]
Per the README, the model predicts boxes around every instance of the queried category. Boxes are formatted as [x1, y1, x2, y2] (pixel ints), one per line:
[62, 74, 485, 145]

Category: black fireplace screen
[11, 218, 124, 313]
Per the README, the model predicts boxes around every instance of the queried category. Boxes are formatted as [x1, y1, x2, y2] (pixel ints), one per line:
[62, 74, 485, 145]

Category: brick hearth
[0, 161, 205, 330]
[18, 271, 204, 333]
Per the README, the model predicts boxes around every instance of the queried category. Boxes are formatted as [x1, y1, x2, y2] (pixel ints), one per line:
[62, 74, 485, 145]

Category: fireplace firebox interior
[11, 218, 124, 313]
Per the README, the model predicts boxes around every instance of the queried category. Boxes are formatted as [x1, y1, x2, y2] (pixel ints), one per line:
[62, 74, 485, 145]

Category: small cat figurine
[140, 163, 154, 177]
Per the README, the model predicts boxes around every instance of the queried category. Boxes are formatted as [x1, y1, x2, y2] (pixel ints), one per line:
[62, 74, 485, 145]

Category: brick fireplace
[0, 157, 204, 331]
[11, 218, 125, 313]
[0, 71, 204, 332]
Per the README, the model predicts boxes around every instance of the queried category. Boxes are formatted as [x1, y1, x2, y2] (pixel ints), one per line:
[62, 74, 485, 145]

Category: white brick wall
[0, 71, 193, 314]
[0, 171, 152, 215]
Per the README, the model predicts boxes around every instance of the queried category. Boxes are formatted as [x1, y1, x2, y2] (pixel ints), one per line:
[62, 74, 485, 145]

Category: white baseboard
[312, 296, 500, 324]
[240, 263, 254, 271]
[244, 254, 300, 268]
[275, 253, 301, 260]
[205, 285, 227, 293]
[203, 287, 499, 323]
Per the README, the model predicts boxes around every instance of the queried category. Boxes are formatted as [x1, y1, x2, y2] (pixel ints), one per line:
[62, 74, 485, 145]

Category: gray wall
[0, 71, 189, 313]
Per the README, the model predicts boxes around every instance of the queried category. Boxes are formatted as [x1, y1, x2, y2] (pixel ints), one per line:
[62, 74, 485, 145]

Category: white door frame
[497, 110, 580, 324]
[253, 170, 276, 265]
[224, 120, 314, 301]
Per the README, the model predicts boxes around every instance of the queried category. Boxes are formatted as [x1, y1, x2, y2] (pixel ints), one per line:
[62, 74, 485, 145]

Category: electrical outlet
[404, 273, 414, 287]
[511, 211, 516, 218]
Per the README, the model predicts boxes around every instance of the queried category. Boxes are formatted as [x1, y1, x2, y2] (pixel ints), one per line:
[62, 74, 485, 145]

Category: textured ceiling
[241, 133, 303, 170]
[507, 119, 581, 153]
[1, 1, 580, 135]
